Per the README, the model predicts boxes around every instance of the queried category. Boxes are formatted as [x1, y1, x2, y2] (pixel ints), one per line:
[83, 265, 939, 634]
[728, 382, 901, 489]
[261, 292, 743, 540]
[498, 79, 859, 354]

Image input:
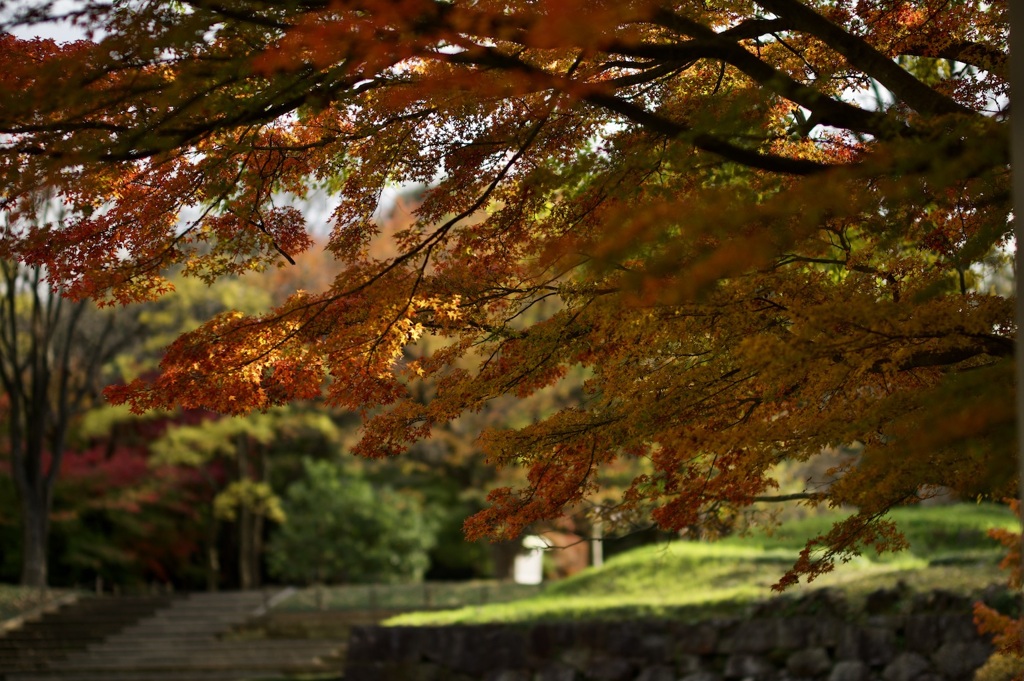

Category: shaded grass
[386, 503, 1018, 626]
[0, 585, 77, 623]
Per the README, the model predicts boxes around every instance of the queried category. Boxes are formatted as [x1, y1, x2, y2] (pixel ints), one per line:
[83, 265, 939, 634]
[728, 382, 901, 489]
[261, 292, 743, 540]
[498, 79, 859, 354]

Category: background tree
[0, 0, 1014, 587]
[95, 271, 290, 590]
[0, 201, 147, 586]
[129, 269, 346, 590]
[267, 457, 436, 585]
[0, 435, 195, 589]
[150, 408, 342, 590]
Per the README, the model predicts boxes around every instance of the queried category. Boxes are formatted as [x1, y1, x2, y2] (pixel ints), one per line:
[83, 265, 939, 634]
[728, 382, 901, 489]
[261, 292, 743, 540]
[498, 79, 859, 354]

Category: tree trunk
[205, 511, 220, 592]
[490, 539, 521, 580]
[251, 513, 264, 589]
[236, 434, 253, 590]
[2, 260, 128, 591]
[239, 505, 253, 590]
[250, 443, 270, 589]
[12, 427, 55, 589]
[19, 490, 49, 587]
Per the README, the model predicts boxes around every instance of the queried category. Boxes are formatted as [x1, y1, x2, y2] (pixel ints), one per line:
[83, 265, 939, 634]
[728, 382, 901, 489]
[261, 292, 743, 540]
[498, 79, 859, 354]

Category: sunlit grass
[386, 503, 1018, 626]
[739, 504, 1019, 558]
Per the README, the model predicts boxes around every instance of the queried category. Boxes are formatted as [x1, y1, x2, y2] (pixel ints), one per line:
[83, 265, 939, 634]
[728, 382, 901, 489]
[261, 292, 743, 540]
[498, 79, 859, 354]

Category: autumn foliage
[0, 1, 1016, 586]
[973, 500, 1023, 660]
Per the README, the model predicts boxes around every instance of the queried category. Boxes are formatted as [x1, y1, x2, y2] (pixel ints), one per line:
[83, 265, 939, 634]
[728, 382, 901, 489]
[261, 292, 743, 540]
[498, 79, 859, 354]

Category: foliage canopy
[0, 0, 1014, 586]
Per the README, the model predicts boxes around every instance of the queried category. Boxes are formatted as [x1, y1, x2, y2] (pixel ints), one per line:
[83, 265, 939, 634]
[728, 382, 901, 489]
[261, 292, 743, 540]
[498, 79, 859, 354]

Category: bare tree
[0, 241, 142, 586]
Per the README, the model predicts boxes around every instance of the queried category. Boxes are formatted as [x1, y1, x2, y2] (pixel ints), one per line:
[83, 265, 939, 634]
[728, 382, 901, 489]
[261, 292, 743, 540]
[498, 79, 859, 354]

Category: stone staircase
[0, 595, 174, 675]
[1, 591, 346, 681]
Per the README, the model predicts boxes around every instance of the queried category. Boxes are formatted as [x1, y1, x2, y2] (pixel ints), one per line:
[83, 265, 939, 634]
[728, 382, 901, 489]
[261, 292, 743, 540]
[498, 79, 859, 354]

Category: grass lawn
[386, 503, 1019, 626]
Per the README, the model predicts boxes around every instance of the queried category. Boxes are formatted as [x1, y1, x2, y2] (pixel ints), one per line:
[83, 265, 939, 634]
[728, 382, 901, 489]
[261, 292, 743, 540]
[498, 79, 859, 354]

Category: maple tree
[0, 0, 1016, 589]
[972, 501, 1022, 662]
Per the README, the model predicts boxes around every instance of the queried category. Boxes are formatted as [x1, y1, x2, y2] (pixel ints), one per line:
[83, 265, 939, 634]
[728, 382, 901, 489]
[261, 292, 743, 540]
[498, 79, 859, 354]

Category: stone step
[13, 597, 173, 613]
[14, 620, 147, 632]
[47, 596, 175, 609]
[108, 631, 245, 641]
[4, 670, 318, 681]
[102, 633, 233, 645]
[141, 609, 263, 618]
[71, 643, 344, 659]
[7, 599, 175, 629]
[24, 606, 176, 618]
[0, 589, 336, 681]
[170, 599, 269, 608]
[65, 650, 345, 665]
[92, 593, 277, 649]
[162, 607, 259, 613]
[104, 622, 242, 635]
[159, 600, 266, 608]
[118, 617, 256, 628]
[0, 594, 180, 679]
[0, 657, 69, 669]
[8, 654, 341, 675]
[0, 655, 66, 668]
[175, 593, 272, 605]
[162, 607, 268, 617]
[0, 634, 103, 644]
[29, 658, 339, 673]
[19, 617, 167, 629]
[89, 639, 344, 652]
[55, 653, 342, 666]
[122, 611, 250, 620]
[41, 596, 173, 606]
[0, 645, 91, 655]
[70, 651, 345, 665]
[25, 604, 175, 616]
[59, 654, 342, 666]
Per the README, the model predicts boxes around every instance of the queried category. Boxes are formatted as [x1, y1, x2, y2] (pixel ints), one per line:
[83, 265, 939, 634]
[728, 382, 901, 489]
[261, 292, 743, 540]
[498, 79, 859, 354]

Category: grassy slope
[386, 503, 1019, 626]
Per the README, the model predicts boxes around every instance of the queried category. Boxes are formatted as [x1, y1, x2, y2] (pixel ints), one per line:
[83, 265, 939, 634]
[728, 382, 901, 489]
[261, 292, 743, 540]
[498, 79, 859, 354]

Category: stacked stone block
[344, 588, 1010, 681]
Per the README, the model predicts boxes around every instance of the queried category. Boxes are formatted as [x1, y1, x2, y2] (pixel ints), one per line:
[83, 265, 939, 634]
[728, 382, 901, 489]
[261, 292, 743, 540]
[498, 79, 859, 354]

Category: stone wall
[343, 589, 1004, 681]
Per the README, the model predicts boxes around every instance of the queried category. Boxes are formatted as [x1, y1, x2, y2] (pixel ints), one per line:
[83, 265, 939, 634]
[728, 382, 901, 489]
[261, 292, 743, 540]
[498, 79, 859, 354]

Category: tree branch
[753, 493, 821, 502]
[584, 91, 835, 175]
[617, 25, 897, 137]
[448, 46, 839, 175]
[899, 40, 1008, 81]
[752, 0, 974, 117]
